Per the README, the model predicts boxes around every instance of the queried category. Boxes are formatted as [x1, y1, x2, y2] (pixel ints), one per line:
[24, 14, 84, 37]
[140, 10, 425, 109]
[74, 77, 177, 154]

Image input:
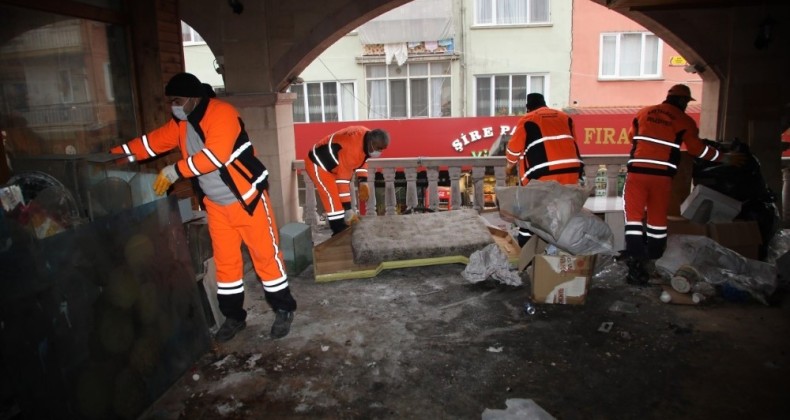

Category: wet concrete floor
[140, 226, 790, 420]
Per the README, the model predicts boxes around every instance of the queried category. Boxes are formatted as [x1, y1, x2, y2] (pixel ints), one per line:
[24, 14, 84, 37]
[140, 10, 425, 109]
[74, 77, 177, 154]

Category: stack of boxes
[673, 184, 763, 260]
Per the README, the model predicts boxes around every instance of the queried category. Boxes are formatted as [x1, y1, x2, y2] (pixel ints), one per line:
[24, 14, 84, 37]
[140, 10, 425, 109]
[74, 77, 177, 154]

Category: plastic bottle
[659, 288, 699, 305]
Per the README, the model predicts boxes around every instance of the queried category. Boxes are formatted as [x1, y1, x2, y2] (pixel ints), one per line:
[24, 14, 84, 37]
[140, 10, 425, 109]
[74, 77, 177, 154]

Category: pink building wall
[570, 0, 703, 108]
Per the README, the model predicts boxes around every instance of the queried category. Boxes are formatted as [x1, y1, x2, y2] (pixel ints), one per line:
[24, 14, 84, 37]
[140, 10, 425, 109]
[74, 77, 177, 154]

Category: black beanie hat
[165, 72, 204, 97]
[526, 93, 546, 110]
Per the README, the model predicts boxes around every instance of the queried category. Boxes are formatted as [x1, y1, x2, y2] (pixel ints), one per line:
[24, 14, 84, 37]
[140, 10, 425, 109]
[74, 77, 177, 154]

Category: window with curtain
[292, 81, 357, 123]
[475, 74, 546, 116]
[474, 0, 550, 25]
[599, 32, 662, 79]
[365, 61, 451, 119]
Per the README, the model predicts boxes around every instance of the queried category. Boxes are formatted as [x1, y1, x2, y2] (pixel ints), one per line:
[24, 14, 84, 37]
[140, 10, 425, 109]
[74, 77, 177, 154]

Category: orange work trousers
[623, 172, 671, 259]
[204, 191, 288, 292]
[304, 158, 346, 223]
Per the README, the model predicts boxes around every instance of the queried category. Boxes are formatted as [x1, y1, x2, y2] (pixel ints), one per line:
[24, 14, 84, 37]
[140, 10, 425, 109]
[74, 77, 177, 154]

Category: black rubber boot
[329, 218, 348, 236]
[270, 310, 294, 339]
[625, 257, 650, 286]
[215, 317, 246, 343]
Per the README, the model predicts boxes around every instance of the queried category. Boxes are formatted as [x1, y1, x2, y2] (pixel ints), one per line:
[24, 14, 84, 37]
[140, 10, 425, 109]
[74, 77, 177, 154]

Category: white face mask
[367, 140, 383, 158]
[171, 98, 192, 120]
[171, 105, 187, 120]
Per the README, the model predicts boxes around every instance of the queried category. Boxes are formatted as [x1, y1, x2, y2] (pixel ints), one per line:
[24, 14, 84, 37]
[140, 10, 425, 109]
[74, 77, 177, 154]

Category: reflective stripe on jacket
[505, 107, 583, 182]
[627, 102, 721, 177]
[307, 125, 370, 205]
[110, 98, 269, 215]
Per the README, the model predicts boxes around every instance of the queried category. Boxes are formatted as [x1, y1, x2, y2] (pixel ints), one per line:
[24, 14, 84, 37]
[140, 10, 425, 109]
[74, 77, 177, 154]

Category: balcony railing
[292, 155, 633, 228]
[293, 155, 790, 232]
[21, 103, 104, 128]
[0, 21, 82, 53]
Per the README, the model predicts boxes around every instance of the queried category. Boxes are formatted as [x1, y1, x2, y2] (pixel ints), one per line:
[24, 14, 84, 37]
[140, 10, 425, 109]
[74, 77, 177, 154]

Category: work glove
[358, 183, 370, 202]
[721, 152, 747, 167]
[344, 209, 360, 226]
[152, 164, 179, 196]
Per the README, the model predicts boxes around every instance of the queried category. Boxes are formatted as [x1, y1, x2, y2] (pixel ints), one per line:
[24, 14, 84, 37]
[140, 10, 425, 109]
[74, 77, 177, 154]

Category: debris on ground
[462, 243, 522, 286]
[482, 398, 556, 420]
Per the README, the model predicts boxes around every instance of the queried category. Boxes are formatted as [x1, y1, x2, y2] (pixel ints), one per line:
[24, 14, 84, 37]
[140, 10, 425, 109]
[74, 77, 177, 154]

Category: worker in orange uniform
[505, 93, 584, 247]
[623, 84, 745, 284]
[304, 126, 390, 235]
[111, 73, 297, 341]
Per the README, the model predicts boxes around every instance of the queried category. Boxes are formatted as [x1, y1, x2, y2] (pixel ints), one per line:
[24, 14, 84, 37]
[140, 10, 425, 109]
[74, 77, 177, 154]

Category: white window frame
[103, 62, 114, 101]
[599, 32, 663, 80]
[473, 0, 551, 26]
[291, 81, 357, 123]
[474, 73, 548, 117]
[57, 69, 74, 103]
[365, 61, 452, 119]
[180, 22, 205, 45]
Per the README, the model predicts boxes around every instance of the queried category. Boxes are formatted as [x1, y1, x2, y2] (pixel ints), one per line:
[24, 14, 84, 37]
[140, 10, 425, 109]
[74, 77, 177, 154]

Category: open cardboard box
[518, 236, 594, 305]
[668, 216, 762, 260]
[707, 220, 762, 260]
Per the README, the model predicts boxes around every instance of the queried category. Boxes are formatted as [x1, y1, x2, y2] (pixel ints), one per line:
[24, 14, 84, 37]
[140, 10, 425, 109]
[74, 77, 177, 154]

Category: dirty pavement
[140, 227, 790, 420]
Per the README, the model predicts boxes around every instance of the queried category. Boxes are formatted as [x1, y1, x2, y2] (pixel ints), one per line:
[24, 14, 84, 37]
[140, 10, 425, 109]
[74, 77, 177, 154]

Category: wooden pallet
[312, 226, 521, 282]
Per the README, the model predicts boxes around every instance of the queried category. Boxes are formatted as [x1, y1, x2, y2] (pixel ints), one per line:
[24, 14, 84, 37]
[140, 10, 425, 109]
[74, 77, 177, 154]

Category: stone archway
[176, 0, 790, 223]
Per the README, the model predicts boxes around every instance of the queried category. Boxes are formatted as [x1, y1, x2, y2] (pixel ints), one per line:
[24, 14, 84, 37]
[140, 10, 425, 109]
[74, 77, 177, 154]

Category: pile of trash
[593, 230, 790, 305]
[494, 180, 615, 256]
[655, 234, 777, 304]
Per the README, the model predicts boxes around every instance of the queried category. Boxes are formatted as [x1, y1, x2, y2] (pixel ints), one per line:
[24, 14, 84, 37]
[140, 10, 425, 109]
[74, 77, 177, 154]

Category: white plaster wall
[183, 43, 224, 88]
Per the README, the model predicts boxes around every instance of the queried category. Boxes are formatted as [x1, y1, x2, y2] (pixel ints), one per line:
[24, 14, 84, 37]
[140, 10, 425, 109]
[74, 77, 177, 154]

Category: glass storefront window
[0, 4, 137, 161]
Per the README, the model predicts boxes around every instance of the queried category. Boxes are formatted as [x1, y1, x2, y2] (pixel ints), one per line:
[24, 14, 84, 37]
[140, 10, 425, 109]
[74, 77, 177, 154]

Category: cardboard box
[667, 216, 708, 236]
[707, 221, 762, 260]
[667, 217, 762, 260]
[680, 185, 742, 223]
[518, 236, 593, 305]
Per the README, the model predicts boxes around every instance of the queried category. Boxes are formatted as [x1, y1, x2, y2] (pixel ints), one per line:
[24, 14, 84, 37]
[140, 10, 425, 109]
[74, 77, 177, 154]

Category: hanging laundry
[384, 43, 408, 66]
[438, 38, 454, 52]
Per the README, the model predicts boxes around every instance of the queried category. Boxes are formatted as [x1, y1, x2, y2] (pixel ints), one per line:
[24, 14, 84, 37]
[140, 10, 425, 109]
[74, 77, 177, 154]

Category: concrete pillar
[223, 93, 298, 226]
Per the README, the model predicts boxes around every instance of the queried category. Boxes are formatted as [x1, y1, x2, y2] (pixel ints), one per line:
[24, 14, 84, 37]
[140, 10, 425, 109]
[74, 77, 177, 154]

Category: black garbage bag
[691, 139, 780, 260]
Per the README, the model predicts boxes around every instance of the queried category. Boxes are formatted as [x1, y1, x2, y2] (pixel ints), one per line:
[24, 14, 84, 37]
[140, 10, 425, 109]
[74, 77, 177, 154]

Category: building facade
[568, 0, 702, 109]
[185, 0, 574, 121]
[185, 0, 701, 126]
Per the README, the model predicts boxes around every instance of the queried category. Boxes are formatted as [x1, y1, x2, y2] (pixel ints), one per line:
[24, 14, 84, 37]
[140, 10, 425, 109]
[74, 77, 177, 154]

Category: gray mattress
[351, 209, 495, 265]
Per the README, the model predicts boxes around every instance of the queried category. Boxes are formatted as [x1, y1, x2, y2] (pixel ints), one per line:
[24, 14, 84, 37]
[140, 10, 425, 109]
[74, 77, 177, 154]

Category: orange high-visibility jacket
[505, 107, 583, 183]
[628, 102, 722, 177]
[111, 98, 269, 215]
[307, 126, 370, 205]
